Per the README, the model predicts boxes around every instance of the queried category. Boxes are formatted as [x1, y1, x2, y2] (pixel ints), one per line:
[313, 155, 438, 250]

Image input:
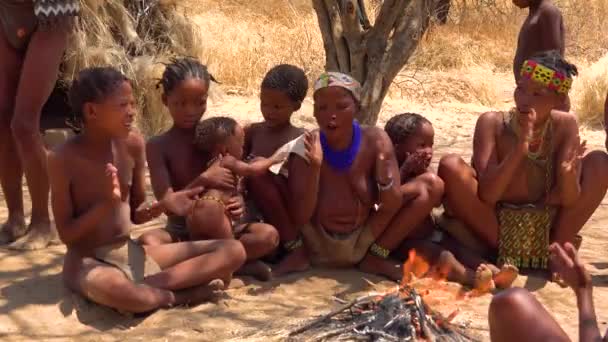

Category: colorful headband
[314, 72, 362, 102]
[520, 60, 573, 94]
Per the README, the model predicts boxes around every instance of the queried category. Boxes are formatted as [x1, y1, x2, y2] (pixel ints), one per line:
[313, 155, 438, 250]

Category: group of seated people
[46, 49, 608, 339]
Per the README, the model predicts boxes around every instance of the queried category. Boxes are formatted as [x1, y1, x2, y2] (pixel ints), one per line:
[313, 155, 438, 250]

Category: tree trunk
[312, 0, 441, 125]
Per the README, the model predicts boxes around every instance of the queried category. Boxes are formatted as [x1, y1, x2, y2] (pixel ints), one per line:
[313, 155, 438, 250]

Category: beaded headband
[520, 60, 573, 95]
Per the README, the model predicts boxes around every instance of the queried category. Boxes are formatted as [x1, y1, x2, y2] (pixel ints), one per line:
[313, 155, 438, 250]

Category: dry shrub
[62, 0, 206, 136]
[572, 54, 608, 128]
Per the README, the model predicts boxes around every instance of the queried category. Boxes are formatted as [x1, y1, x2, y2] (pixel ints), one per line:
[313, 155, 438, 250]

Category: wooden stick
[288, 294, 376, 336]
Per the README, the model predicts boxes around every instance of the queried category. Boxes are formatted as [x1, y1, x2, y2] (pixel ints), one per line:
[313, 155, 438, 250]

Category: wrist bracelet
[378, 177, 394, 191]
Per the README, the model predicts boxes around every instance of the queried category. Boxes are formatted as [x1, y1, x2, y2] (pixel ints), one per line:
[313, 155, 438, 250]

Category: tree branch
[385, 0, 437, 79]
[341, 0, 365, 82]
[323, 0, 350, 71]
[312, 0, 339, 71]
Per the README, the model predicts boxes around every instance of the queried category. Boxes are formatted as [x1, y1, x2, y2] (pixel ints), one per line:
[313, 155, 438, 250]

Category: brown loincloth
[94, 239, 161, 283]
[301, 222, 376, 267]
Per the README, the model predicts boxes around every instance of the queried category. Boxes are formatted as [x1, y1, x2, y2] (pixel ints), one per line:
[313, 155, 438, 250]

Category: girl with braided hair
[139, 57, 244, 248]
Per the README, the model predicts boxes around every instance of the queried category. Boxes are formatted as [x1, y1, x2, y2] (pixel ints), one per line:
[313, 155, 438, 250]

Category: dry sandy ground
[1, 78, 607, 341]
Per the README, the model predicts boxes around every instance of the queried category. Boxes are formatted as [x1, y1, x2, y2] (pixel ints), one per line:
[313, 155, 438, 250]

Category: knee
[419, 173, 445, 205]
[489, 288, 531, 320]
[438, 154, 465, 182]
[583, 150, 608, 183]
[138, 233, 163, 247]
[223, 240, 247, 270]
[258, 224, 280, 249]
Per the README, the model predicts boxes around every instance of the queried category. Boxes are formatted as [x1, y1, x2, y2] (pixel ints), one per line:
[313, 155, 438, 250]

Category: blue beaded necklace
[320, 121, 362, 171]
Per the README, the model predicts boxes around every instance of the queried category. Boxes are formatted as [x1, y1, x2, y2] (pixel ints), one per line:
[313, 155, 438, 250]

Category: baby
[188, 116, 286, 280]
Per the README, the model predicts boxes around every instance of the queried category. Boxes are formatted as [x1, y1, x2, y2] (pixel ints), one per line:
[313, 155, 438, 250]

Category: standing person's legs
[0, 27, 25, 243]
[489, 288, 570, 342]
[10, 23, 70, 250]
[438, 154, 500, 249]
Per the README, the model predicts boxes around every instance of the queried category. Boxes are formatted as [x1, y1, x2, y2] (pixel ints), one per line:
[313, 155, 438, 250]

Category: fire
[401, 249, 433, 287]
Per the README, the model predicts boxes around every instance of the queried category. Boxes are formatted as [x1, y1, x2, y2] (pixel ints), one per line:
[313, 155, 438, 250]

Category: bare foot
[359, 254, 403, 282]
[273, 247, 310, 277]
[0, 218, 27, 245]
[8, 221, 59, 250]
[474, 264, 496, 293]
[493, 264, 519, 289]
[175, 279, 225, 307]
[236, 260, 272, 281]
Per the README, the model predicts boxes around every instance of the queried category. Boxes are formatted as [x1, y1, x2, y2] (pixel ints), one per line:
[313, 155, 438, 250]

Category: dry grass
[67, 0, 607, 134]
[572, 54, 608, 128]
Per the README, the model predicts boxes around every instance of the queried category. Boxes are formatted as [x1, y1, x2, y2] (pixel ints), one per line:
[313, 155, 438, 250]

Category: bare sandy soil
[1, 72, 607, 341]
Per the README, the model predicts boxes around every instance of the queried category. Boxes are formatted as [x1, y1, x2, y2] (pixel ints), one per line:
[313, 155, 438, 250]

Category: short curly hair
[194, 116, 238, 154]
[384, 113, 431, 146]
[261, 64, 308, 104]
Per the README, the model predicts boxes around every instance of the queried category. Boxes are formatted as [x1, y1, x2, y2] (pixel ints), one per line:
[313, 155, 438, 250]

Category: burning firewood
[288, 285, 480, 342]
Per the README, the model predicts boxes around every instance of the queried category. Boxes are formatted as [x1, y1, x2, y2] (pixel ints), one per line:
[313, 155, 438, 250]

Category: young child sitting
[385, 113, 518, 292]
[50, 67, 246, 313]
[188, 116, 286, 281]
[139, 57, 242, 246]
[244, 64, 309, 252]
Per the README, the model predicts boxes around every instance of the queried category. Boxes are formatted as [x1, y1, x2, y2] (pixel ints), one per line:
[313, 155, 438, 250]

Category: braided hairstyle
[384, 113, 431, 146]
[194, 116, 238, 157]
[261, 64, 308, 106]
[158, 57, 217, 95]
[68, 67, 129, 131]
[528, 50, 578, 78]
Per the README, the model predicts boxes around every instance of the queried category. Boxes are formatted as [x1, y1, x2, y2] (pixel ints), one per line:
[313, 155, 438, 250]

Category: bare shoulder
[48, 136, 81, 175]
[551, 110, 578, 132]
[540, 1, 562, 17]
[146, 131, 170, 155]
[362, 125, 392, 152]
[478, 111, 504, 125]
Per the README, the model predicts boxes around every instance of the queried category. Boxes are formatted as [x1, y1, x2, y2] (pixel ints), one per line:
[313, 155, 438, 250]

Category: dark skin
[274, 86, 408, 280]
[246, 87, 305, 243]
[604, 91, 608, 150]
[394, 122, 518, 291]
[138, 78, 242, 246]
[0, 18, 71, 249]
[513, 0, 565, 83]
[439, 78, 608, 260]
[188, 123, 284, 281]
[52, 81, 246, 313]
[489, 243, 607, 342]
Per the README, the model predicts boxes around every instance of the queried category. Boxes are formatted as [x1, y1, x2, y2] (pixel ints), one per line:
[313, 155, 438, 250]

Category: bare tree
[313, 0, 441, 124]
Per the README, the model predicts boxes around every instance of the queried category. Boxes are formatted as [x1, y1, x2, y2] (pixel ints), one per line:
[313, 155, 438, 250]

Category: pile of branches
[288, 286, 478, 342]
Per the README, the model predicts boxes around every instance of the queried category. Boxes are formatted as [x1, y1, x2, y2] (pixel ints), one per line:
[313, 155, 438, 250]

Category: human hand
[560, 138, 586, 179]
[225, 195, 245, 221]
[202, 156, 236, 189]
[161, 187, 204, 217]
[105, 163, 122, 202]
[400, 151, 430, 179]
[304, 131, 323, 167]
[270, 150, 289, 165]
[549, 242, 592, 291]
[517, 109, 537, 153]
